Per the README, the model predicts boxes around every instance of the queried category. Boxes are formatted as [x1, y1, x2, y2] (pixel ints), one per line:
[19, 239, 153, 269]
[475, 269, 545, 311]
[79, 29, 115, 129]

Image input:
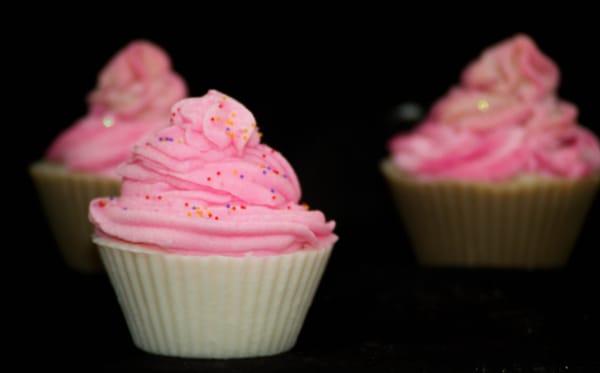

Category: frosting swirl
[46, 40, 187, 176]
[389, 34, 600, 181]
[89, 90, 337, 256]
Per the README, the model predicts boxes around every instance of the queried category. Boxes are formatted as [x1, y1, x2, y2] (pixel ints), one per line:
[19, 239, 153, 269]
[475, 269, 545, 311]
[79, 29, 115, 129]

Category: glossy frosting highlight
[46, 41, 187, 176]
[90, 90, 337, 256]
[389, 35, 600, 181]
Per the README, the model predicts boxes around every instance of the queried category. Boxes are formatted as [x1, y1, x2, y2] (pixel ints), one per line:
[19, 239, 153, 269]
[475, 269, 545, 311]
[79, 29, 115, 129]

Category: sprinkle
[242, 135, 248, 141]
[157, 196, 162, 200]
[272, 195, 277, 200]
[273, 169, 280, 175]
[226, 118, 234, 125]
[208, 212, 213, 218]
[211, 117, 215, 122]
[102, 117, 114, 128]
[196, 209, 203, 217]
[214, 216, 220, 220]
[270, 188, 275, 193]
[226, 203, 231, 208]
[216, 171, 221, 176]
[145, 195, 150, 200]
[232, 206, 237, 211]
[187, 212, 192, 217]
[240, 174, 245, 179]
[231, 111, 237, 117]
[122, 207, 128, 211]
[232, 169, 238, 176]
[302, 203, 309, 210]
[207, 177, 212, 182]
[287, 205, 291, 210]
[262, 170, 268, 175]
[218, 103, 224, 109]
[192, 206, 196, 210]
[283, 174, 288, 179]
[185, 202, 189, 207]
[477, 99, 490, 111]
[240, 205, 246, 210]
[262, 154, 267, 158]
[98, 200, 106, 208]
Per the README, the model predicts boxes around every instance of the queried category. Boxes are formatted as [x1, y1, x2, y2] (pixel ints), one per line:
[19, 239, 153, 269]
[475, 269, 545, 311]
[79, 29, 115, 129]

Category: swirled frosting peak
[46, 40, 187, 176]
[389, 34, 600, 181]
[89, 90, 337, 256]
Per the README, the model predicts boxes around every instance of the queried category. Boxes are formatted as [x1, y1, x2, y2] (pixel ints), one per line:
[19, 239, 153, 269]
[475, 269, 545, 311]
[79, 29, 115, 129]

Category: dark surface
[12, 11, 600, 372]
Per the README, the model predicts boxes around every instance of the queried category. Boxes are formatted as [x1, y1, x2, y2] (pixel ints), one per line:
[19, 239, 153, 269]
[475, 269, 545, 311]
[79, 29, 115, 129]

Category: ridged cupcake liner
[381, 159, 600, 269]
[30, 161, 121, 272]
[95, 237, 333, 358]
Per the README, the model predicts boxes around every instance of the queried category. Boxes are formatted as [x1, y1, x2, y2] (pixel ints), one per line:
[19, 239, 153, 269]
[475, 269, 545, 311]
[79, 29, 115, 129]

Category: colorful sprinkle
[240, 174, 245, 179]
[207, 177, 212, 182]
[98, 200, 106, 208]
[216, 171, 221, 176]
[185, 202, 189, 207]
[102, 117, 114, 128]
[240, 205, 246, 210]
[187, 212, 192, 217]
[145, 195, 150, 200]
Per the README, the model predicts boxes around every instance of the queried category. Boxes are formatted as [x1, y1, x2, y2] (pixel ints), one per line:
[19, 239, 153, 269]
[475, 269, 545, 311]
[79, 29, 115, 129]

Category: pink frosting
[46, 41, 187, 177]
[389, 35, 600, 181]
[89, 90, 337, 256]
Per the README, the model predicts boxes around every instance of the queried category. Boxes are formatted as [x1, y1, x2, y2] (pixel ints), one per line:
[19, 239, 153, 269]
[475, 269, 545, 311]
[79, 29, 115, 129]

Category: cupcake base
[30, 161, 121, 273]
[95, 237, 333, 358]
[381, 159, 599, 269]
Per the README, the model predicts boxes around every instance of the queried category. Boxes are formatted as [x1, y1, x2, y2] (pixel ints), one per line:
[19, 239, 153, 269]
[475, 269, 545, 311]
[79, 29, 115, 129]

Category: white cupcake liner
[30, 161, 121, 272]
[381, 159, 600, 269]
[95, 237, 333, 358]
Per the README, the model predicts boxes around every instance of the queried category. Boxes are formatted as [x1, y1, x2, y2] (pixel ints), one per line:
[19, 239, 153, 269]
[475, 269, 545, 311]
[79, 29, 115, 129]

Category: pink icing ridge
[89, 90, 337, 256]
[46, 40, 187, 177]
[389, 34, 600, 181]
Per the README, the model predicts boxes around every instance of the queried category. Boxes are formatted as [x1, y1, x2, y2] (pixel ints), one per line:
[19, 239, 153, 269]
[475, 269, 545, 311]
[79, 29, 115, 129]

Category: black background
[12, 11, 600, 372]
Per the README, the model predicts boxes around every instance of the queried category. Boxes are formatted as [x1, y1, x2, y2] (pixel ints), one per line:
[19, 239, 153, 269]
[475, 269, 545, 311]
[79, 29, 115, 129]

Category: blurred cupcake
[30, 41, 187, 272]
[382, 35, 600, 269]
[90, 90, 337, 358]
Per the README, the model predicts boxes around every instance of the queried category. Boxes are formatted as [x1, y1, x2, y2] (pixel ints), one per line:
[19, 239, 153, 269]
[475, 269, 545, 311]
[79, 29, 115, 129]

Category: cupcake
[30, 41, 187, 272]
[382, 35, 600, 269]
[89, 90, 337, 358]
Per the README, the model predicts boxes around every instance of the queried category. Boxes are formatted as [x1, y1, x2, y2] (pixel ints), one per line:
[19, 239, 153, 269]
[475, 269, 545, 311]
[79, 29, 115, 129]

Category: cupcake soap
[90, 90, 337, 358]
[30, 41, 186, 272]
[382, 35, 600, 268]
